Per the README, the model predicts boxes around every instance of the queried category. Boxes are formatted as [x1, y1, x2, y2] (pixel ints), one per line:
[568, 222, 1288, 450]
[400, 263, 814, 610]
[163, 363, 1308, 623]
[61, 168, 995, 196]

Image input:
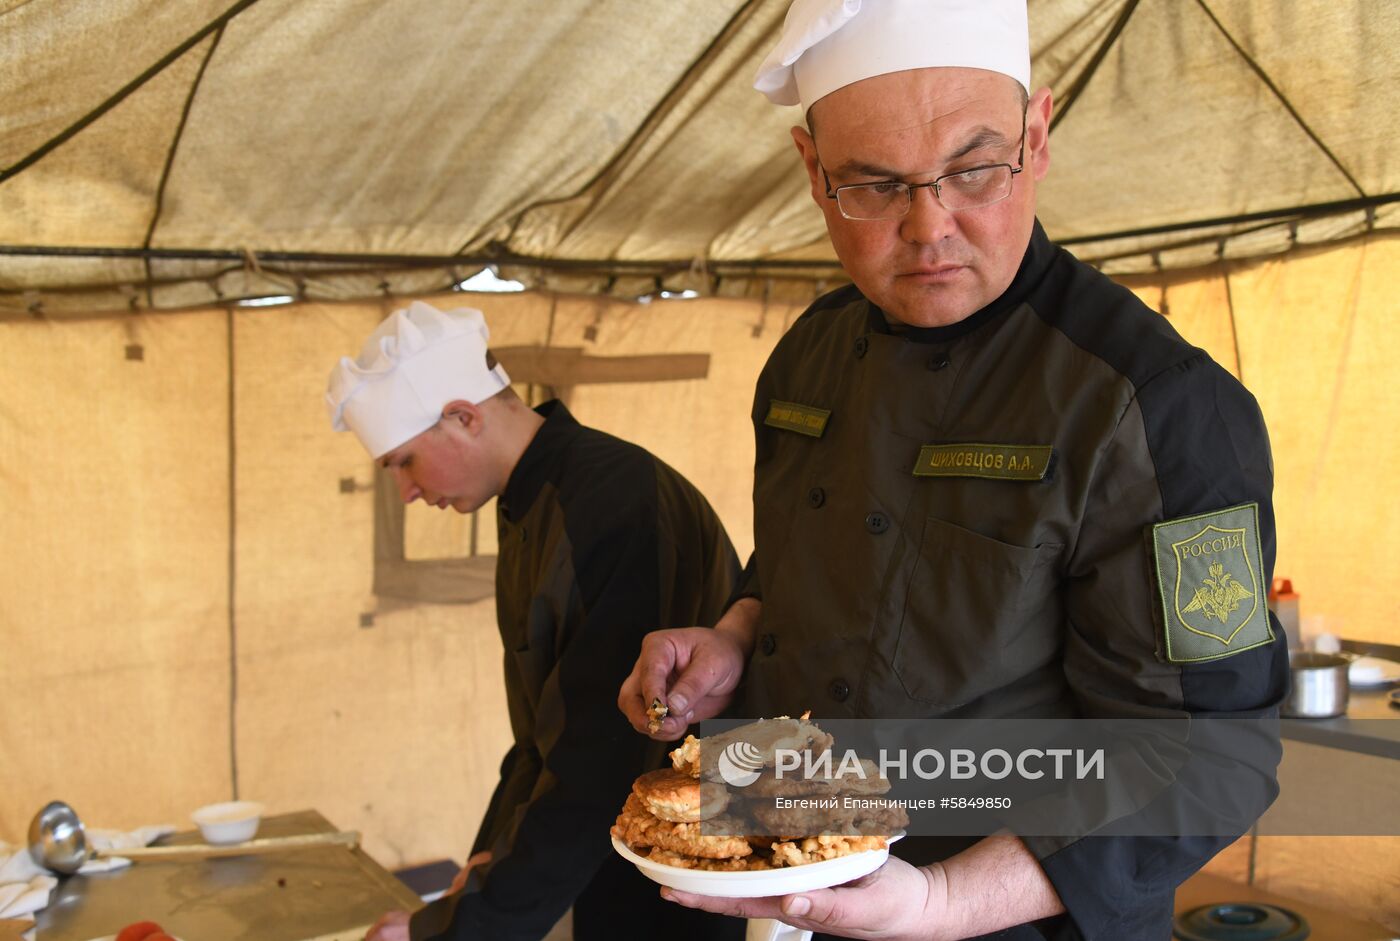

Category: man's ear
[1028, 87, 1053, 182]
[790, 124, 824, 205]
[441, 399, 484, 434]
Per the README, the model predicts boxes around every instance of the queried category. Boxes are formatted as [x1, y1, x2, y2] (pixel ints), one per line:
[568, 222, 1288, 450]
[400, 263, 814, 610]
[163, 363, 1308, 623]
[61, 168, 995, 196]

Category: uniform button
[927, 354, 951, 371]
[854, 336, 869, 358]
[807, 487, 825, 508]
[829, 678, 850, 702]
[759, 633, 777, 656]
[865, 512, 889, 534]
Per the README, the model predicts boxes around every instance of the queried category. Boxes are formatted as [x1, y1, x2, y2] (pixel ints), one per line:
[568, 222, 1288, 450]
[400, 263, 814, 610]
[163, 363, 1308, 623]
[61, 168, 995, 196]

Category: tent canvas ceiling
[2, 0, 1397, 313]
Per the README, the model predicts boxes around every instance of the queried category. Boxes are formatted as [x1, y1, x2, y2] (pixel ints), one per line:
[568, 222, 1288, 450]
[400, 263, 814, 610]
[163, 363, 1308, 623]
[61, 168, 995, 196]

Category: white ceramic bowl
[191, 800, 263, 845]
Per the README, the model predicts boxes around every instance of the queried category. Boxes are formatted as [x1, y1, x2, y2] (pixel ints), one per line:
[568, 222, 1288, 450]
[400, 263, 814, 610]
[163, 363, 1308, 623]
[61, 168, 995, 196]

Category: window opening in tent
[454, 267, 525, 293]
[637, 289, 699, 304]
[235, 294, 295, 307]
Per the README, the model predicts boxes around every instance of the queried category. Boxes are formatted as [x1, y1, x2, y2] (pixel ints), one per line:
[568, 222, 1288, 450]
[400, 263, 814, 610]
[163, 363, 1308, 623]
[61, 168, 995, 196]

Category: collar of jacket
[865, 217, 1056, 344]
[499, 398, 579, 523]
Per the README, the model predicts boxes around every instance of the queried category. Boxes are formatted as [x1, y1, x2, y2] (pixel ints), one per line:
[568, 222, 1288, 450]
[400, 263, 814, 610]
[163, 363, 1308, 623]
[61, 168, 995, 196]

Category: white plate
[1348, 655, 1400, 688]
[612, 834, 900, 898]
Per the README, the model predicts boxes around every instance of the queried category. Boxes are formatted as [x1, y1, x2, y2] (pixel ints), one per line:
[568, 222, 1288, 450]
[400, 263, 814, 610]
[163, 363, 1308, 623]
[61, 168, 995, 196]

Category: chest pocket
[893, 516, 1063, 707]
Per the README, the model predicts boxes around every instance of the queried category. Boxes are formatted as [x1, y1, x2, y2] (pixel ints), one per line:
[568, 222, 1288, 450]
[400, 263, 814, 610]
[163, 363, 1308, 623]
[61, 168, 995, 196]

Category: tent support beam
[0, 244, 844, 274]
[464, 0, 771, 255]
[1057, 191, 1400, 246]
[0, 0, 263, 185]
[1195, 0, 1365, 198]
[1049, 0, 1143, 134]
[3, 192, 1396, 270]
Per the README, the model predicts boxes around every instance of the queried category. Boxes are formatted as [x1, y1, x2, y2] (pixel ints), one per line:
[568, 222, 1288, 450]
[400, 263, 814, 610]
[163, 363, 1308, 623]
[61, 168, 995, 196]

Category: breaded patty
[769, 834, 887, 867]
[644, 848, 768, 871]
[611, 794, 752, 860]
[747, 759, 892, 798]
[668, 716, 834, 782]
[632, 767, 729, 823]
[669, 734, 703, 777]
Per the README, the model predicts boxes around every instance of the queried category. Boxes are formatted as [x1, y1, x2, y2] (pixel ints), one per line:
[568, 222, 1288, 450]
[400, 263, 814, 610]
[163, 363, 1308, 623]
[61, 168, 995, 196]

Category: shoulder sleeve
[1024, 354, 1289, 939]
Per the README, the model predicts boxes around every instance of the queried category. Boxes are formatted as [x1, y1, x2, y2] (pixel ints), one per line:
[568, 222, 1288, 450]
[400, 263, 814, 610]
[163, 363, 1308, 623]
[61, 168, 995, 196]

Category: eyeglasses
[820, 112, 1027, 221]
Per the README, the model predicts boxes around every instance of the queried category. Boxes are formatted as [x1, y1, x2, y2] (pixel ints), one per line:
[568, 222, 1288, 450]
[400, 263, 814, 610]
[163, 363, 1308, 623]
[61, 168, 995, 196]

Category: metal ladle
[28, 800, 360, 874]
[28, 800, 89, 874]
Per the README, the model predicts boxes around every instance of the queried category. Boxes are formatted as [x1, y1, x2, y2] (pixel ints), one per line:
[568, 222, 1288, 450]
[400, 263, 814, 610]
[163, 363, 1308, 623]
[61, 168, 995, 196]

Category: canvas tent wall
[2, 0, 1398, 931]
[5, 240, 1400, 925]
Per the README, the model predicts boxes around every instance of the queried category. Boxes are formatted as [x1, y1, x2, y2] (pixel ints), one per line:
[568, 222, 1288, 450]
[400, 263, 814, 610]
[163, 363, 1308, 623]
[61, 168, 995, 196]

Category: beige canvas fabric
[0, 311, 233, 838]
[3, 1, 1397, 313]
[2, 0, 1398, 926]
[1, 248, 1398, 920]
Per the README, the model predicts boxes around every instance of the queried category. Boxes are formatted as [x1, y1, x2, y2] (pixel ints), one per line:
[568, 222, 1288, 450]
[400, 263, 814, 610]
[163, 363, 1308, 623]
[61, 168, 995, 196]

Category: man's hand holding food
[618, 598, 760, 740]
[658, 830, 1064, 940]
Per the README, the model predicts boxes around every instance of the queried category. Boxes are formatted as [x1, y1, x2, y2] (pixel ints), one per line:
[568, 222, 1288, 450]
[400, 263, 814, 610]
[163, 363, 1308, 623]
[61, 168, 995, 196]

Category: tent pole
[226, 304, 241, 801]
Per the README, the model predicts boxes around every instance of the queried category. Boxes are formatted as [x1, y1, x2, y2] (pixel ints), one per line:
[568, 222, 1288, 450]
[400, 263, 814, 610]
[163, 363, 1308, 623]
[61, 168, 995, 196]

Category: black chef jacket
[426, 400, 743, 941]
[737, 222, 1288, 940]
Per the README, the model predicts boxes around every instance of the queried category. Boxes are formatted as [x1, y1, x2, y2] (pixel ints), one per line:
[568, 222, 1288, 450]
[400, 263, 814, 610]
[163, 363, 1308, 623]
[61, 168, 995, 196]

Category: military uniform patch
[913, 443, 1054, 481]
[1151, 502, 1273, 663]
[764, 399, 830, 437]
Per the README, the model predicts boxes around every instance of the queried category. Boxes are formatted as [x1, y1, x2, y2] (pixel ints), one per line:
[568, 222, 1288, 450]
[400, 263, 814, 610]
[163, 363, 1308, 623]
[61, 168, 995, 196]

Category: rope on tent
[1304, 242, 1367, 507]
[1221, 259, 1242, 382]
[474, 0, 772, 256]
[122, 307, 144, 362]
[144, 23, 231, 308]
[0, 0, 264, 185]
[1049, 0, 1143, 135]
[225, 301, 241, 802]
[1150, 253, 1169, 318]
[754, 279, 772, 339]
[1195, 0, 1365, 198]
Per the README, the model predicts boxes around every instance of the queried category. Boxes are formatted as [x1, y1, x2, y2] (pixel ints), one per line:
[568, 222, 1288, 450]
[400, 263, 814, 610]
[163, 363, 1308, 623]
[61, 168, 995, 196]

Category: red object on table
[115, 921, 165, 941]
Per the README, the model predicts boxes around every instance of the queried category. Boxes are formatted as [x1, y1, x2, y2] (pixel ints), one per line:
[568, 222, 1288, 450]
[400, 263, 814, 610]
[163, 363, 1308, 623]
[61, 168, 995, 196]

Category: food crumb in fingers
[647, 697, 669, 734]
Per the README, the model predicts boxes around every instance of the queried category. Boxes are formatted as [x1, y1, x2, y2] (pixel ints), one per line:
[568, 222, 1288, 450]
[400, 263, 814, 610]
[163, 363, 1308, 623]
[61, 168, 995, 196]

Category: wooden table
[33, 810, 421, 941]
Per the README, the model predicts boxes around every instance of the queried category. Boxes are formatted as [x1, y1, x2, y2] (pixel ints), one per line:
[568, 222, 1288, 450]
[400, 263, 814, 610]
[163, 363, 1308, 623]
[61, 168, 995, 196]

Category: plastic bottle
[1268, 577, 1301, 650]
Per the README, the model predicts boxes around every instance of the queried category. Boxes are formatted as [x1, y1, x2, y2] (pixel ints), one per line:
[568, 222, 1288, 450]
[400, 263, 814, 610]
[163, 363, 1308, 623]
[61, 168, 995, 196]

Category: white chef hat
[754, 0, 1030, 111]
[326, 300, 511, 458]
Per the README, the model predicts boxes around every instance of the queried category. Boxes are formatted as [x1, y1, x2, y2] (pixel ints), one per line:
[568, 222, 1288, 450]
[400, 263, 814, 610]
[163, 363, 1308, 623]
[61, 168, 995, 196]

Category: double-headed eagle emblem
[1182, 560, 1254, 623]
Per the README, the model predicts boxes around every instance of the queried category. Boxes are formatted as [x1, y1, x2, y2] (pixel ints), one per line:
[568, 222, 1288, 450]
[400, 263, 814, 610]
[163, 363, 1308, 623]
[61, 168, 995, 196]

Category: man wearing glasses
[621, 0, 1285, 938]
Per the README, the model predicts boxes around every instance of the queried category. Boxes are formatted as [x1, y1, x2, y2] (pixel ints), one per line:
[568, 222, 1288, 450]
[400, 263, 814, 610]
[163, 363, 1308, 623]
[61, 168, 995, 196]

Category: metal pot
[1281, 651, 1350, 718]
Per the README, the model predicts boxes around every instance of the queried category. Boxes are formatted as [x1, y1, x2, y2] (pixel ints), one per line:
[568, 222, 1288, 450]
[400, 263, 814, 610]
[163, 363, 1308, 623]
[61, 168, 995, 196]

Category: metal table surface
[34, 810, 421, 941]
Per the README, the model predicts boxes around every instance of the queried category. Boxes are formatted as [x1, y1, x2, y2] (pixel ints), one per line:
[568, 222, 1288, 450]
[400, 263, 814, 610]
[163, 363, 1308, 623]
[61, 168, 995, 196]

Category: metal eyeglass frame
[820, 109, 1028, 220]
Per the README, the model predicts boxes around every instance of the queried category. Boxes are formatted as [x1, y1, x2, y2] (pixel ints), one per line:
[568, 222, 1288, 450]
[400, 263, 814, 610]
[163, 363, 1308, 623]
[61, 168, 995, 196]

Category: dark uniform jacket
[425, 401, 742, 941]
[738, 222, 1289, 940]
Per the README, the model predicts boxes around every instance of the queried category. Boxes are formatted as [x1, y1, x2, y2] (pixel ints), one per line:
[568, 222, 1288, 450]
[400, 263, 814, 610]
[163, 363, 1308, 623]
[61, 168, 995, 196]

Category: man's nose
[899, 184, 957, 244]
[392, 468, 420, 503]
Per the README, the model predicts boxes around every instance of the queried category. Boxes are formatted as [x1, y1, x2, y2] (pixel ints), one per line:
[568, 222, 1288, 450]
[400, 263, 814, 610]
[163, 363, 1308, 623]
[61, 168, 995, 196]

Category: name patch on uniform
[913, 443, 1053, 481]
[764, 399, 830, 438]
[1151, 502, 1273, 664]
